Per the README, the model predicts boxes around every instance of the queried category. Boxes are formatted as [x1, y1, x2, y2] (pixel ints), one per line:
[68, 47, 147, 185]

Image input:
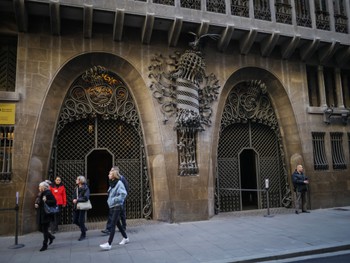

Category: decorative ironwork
[315, 8, 330, 31]
[231, 0, 249, 17]
[153, 0, 174, 6]
[275, 2, 292, 24]
[333, 0, 348, 33]
[216, 80, 291, 212]
[0, 37, 17, 92]
[207, 0, 226, 14]
[180, 0, 201, 10]
[330, 132, 346, 170]
[254, 0, 271, 21]
[335, 14, 348, 33]
[295, 0, 311, 27]
[49, 66, 152, 224]
[0, 126, 14, 182]
[149, 33, 220, 176]
[312, 132, 328, 170]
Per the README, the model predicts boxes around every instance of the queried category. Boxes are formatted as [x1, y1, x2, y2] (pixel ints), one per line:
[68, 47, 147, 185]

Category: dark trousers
[108, 206, 127, 245]
[51, 205, 62, 232]
[41, 222, 54, 246]
[106, 205, 126, 231]
[73, 210, 87, 236]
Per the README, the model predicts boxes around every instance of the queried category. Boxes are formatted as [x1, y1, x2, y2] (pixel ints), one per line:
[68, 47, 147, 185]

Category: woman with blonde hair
[73, 175, 90, 241]
[35, 181, 57, 251]
[100, 166, 128, 250]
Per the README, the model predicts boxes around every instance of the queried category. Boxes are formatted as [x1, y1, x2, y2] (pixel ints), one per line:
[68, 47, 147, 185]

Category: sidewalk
[1, 207, 350, 263]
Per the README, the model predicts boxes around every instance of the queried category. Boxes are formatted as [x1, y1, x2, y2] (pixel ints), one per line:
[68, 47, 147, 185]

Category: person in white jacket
[99, 166, 129, 250]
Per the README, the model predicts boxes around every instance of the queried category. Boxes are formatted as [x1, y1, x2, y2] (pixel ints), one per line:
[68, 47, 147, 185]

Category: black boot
[49, 235, 55, 245]
[40, 244, 48, 251]
[78, 234, 86, 241]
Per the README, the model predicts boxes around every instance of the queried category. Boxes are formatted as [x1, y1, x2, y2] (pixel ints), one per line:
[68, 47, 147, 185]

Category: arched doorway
[86, 149, 113, 219]
[216, 80, 290, 212]
[48, 66, 152, 224]
[240, 149, 258, 210]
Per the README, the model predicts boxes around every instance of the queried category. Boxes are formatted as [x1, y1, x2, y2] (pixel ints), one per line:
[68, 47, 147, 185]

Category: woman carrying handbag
[72, 175, 90, 241]
[35, 181, 57, 251]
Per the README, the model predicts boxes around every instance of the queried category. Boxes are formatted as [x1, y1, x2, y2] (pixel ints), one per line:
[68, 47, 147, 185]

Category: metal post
[264, 179, 274, 218]
[8, 192, 25, 249]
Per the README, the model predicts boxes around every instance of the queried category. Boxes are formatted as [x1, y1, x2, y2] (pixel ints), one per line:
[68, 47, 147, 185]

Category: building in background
[0, 0, 349, 235]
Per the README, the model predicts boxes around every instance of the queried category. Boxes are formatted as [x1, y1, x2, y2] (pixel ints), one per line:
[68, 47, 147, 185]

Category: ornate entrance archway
[216, 80, 291, 212]
[48, 66, 152, 224]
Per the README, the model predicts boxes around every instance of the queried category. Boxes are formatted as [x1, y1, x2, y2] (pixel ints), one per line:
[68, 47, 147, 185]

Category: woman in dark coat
[72, 175, 90, 241]
[35, 181, 57, 251]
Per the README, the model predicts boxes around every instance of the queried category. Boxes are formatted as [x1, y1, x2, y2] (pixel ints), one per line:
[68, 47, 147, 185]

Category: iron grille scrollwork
[153, 0, 175, 6]
[0, 126, 14, 182]
[295, 0, 312, 27]
[0, 37, 17, 92]
[180, 0, 201, 10]
[275, 2, 292, 24]
[254, 0, 271, 21]
[231, 0, 249, 17]
[207, 0, 226, 14]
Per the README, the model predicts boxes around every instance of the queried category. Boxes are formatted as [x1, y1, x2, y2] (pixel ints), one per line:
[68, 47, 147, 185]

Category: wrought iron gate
[48, 66, 152, 224]
[216, 80, 291, 212]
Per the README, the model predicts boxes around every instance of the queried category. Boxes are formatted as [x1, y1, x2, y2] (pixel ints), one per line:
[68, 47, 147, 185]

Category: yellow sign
[0, 104, 16, 124]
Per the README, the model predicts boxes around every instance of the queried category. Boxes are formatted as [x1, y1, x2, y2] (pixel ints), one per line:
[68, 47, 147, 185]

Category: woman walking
[50, 176, 67, 233]
[35, 181, 56, 251]
[73, 175, 90, 241]
[100, 166, 129, 250]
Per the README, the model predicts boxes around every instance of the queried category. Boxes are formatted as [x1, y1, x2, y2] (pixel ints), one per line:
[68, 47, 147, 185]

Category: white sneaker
[119, 238, 129, 245]
[100, 242, 111, 250]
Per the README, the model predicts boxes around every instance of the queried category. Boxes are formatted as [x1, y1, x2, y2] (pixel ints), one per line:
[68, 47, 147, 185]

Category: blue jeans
[108, 206, 127, 245]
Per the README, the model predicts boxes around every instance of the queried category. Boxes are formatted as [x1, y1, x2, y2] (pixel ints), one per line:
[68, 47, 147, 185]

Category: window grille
[153, 0, 174, 5]
[315, 0, 330, 30]
[330, 132, 346, 170]
[275, 0, 292, 24]
[295, 0, 312, 27]
[180, 0, 201, 10]
[207, 0, 226, 14]
[254, 0, 271, 21]
[312, 132, 328, 170]
[0, 36, 17, 92]
[334, 0, 348, 33]
[0, 126, 14, 182]
[231, 0, 249, 17]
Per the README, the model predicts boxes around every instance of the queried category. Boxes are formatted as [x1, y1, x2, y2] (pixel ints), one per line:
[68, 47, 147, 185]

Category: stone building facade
[0, 0, 349, 235]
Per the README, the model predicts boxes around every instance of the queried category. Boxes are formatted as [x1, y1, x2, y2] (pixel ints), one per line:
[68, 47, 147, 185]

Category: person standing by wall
[73, 175, 90, 241]
[50, 176, 67, 233]
[35, 181, 56, 251]
[100, 167, 129, 250]
[292, 164, 309, 214]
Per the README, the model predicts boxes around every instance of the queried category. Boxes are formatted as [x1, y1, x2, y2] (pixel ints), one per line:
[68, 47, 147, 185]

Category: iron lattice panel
[98, 118, 140, 159]
[217, 159, 240, 211]
[57, 118, 95, 160]
[55, 160, 85, 225]
[252, 123, 283, 208]
[116, 159, 143, 219]
[218, 124, 250, 158]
